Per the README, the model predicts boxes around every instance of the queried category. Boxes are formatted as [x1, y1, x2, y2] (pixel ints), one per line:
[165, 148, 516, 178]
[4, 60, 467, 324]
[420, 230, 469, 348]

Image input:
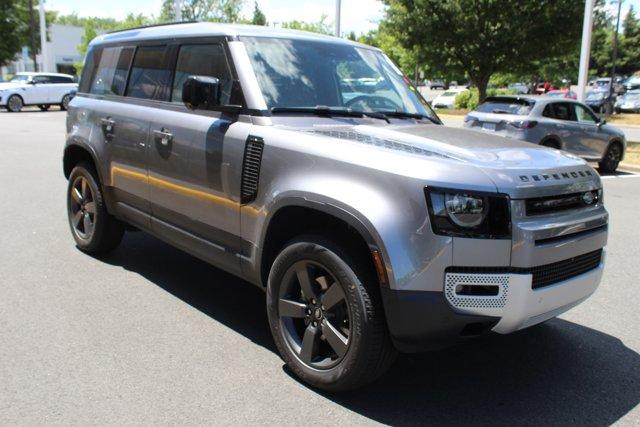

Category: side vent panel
[240, 135, 265, 204]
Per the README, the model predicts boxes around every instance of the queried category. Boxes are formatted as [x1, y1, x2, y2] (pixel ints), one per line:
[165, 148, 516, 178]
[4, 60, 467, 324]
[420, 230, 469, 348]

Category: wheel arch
[540, 135, 562, 149]
[257, 197, 388, 290]
[606, 138, 625, 161]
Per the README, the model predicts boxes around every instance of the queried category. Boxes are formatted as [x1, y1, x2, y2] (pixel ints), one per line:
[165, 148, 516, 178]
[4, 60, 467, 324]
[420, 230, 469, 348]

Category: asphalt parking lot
[1, 109, 639, 425]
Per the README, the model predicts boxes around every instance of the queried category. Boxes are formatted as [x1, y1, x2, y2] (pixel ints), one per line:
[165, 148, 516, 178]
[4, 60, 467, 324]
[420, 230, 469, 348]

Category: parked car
[0, 72, 77, 112]
[535, 82, 557, 94]
[431, 88, 468, 108]
[464, 96, 626, 172]
[615, 90, 640, 113]
[594, 77, 625, 95]
[546, 89, 577, 99]
[64, 23, 609, 391]
[508, 82, 530, 94]
[585, 90, 612, 113]
[622, 76, 640, 92]
[426, 79, 447, 89]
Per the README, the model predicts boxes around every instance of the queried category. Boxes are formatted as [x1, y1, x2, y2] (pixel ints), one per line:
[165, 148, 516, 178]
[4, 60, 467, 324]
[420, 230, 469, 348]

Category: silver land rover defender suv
[63, 23, 608, 391]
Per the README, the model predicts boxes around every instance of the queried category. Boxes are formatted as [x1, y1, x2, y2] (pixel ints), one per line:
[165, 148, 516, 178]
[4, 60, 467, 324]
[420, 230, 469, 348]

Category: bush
[454, 87, 517, 110]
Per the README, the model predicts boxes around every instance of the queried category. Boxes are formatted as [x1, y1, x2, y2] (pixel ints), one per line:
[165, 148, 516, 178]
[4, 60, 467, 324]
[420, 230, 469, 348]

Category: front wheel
[67, 162, 124, 254]
[599, 143, 623, 173]
[267, 236, 396, 392]
[6, 95, 23, 112]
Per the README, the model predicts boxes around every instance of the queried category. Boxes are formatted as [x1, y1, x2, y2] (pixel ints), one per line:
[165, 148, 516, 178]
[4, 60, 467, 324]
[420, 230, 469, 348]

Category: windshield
[242, 37, 437, 120]
[9, 75, 29, 83]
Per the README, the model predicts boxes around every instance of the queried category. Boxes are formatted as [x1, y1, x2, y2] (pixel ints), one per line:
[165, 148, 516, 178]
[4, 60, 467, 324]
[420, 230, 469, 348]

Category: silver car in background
[464, 96, 627, 172]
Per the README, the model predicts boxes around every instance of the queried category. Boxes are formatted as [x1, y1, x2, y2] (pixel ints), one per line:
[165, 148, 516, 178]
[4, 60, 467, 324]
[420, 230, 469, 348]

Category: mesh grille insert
[240, 136, 264, 204]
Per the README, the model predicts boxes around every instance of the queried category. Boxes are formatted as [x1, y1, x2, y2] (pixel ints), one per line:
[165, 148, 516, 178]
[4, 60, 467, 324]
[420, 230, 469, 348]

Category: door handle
[153, 128, 174, 146]
[100, 117, 115, 140]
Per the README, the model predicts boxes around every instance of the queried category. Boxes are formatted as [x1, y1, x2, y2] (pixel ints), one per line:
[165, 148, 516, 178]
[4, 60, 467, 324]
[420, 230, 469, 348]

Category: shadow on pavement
[100, 231, 640, 425]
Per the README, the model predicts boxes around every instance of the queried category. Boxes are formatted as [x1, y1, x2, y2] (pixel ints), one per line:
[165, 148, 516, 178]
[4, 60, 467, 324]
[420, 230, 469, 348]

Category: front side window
[242, 37, 437, 120]
[126, 45, 172, 101]
[33, 75, 51, 84]
[575, 104, 597, 124]
[172, 44, 232, 104]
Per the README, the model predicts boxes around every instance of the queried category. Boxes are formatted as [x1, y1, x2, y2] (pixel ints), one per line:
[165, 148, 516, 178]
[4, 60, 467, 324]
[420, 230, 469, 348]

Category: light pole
[335, 0, 341, 37]
[174, 0, 182, 21]
[577, 0, 596, 102]
[608, 0, 623, 114]
[39, 0, 48, 72]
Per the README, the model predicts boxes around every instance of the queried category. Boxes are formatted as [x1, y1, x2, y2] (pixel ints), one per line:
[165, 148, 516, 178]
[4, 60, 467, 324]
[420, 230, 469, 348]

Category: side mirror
[182, 75, 221, 111]
[598, 118, 607, 126]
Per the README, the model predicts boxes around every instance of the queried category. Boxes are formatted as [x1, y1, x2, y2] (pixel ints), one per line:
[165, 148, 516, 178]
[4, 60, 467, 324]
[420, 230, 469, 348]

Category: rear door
[83, 44, 153, 224]
[146, 40, 246, 274]
[48, 75, 75, 104]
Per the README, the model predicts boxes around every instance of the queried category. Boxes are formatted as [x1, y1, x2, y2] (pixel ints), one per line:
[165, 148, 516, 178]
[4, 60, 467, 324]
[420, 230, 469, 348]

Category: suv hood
[293, 122, 601, 199]
[0, 82, 25, 90]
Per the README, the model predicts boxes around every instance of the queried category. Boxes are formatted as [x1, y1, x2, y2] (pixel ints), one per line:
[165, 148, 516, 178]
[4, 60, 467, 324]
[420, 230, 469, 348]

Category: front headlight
[426, 188, 511, 239]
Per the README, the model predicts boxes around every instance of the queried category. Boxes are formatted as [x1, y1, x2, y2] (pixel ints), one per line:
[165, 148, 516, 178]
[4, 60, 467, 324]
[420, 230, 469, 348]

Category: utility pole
[335, 0, 341, 37]
[577, 0, 595, 102]
[39, 0, 48, 72]
[28, 0, 38, 71]
[174, 0, 182, 21]
[608, 0, 623, 114]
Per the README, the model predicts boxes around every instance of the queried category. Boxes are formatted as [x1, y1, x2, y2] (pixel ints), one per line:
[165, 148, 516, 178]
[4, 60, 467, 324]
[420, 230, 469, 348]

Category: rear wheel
[540, 139, 561, 150]
[267, 235, 396, 392]
[38, 105, 50, 111]
[67, 162, 124, 254]
[599, 142, 623, 173]
[6, 95, 23, 112]
[60, 94, 72, 111]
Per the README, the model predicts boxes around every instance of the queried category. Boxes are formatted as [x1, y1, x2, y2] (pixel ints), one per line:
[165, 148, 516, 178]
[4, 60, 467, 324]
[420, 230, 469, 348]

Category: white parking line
[600, 172, 640, 180]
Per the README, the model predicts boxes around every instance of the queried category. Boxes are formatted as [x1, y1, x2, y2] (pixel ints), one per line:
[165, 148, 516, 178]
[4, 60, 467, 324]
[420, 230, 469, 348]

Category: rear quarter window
[126, 45, 172, 101]
[87, 46, 134, 96]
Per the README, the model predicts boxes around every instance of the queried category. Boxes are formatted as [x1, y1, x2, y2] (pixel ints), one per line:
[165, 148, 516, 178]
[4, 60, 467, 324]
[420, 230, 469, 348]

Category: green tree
[159, 0, 175, 22]
[382, 0, 583, 101]
[0, 0, 22, 67]
[620, 6, 640, 75]
[14, 0, 57, 69]
[282, 15, 333, 35]
[181, 0, 244, 22]
[251, 1, 266, 25]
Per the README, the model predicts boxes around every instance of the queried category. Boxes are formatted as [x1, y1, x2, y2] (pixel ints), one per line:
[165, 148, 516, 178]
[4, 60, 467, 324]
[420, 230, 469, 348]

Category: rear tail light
[509, 120, 538, 129]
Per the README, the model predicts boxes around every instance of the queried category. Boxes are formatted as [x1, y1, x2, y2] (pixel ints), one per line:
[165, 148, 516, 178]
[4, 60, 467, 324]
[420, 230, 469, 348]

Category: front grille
[525, 190, 601, 216]
[446, 249, 603, 290]
[529, 249, 603, 289]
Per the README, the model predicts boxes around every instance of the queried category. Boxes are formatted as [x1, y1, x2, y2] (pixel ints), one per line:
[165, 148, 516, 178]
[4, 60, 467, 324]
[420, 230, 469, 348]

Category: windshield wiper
[271, 106, 390, 122]
[377, 110, 440, 124]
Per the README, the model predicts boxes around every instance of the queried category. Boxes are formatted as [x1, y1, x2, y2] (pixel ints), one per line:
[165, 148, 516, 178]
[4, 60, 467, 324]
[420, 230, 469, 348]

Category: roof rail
[106, 21, 199, 35]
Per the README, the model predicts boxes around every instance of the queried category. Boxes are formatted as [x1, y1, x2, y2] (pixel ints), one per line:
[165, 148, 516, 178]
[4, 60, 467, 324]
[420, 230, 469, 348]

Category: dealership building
[1, 24, 84, 78]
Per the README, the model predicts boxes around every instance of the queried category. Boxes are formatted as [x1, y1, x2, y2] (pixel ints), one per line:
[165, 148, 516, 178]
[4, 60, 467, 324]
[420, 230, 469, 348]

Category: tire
[540, 139, 561, 150]
[38, 104, 50, 111]
[6, 95, 23, 112]
[599, 142, 623, 173]
[66, 162, 124, 254]
[267, 235, 397, 392]
[60, 94, 71, 111]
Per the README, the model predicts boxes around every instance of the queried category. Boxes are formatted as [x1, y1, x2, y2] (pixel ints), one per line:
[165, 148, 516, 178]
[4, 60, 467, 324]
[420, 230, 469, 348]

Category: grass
[606, 114, 640, 126]
[623, 143, 640, 166]
[434, 108, 469, 116]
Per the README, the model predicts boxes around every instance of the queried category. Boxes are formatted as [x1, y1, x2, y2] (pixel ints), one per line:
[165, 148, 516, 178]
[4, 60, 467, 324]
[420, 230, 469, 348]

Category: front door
[572, 103, 608, 159]
[146, 41, 247, 273]
[26, 75, 50, 104]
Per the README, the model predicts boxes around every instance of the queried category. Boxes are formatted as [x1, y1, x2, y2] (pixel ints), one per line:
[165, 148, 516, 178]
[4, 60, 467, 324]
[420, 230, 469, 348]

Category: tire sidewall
[61, 95, 71, 110]
[66, 164, 105, 252]
[266, 238, 371, 391]
[7, 95, 23, 112]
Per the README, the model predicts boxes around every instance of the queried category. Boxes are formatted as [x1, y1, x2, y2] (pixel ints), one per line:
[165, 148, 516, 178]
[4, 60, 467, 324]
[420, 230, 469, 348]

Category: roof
[91, 22, 372, 49]
[15, 72, 75, 78]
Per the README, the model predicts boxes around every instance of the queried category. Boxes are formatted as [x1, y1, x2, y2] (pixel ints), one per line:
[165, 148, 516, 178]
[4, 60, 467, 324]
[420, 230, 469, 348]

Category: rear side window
[88, 46, 134, 96]
[171, 44, 232, 104]
[475, 99, 533, 115]
[50, 76, 74, 83]
[126, 45, 172, 101]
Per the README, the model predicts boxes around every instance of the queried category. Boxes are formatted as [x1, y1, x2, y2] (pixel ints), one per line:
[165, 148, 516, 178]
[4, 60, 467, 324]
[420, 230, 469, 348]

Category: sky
[44, 0, 385, 34]
[44, 0, 640, 35]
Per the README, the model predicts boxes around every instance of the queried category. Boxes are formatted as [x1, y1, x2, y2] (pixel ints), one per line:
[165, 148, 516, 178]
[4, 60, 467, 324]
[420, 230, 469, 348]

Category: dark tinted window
[172, 44, 232, 104]
[50, 76, 74, 83]
[544, 102, 573, 121]
[475, 99, 533, 115]
[33, 75, 51, 84]
[126, 45, 172, 101]
[89, 46, 133, 96]
[79, 47, 100, 93]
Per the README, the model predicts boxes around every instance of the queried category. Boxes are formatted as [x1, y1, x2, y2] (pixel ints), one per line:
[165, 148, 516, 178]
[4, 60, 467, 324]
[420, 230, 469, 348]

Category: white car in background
[431, 87, 468, 109]
[0, 72, 77, 112]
